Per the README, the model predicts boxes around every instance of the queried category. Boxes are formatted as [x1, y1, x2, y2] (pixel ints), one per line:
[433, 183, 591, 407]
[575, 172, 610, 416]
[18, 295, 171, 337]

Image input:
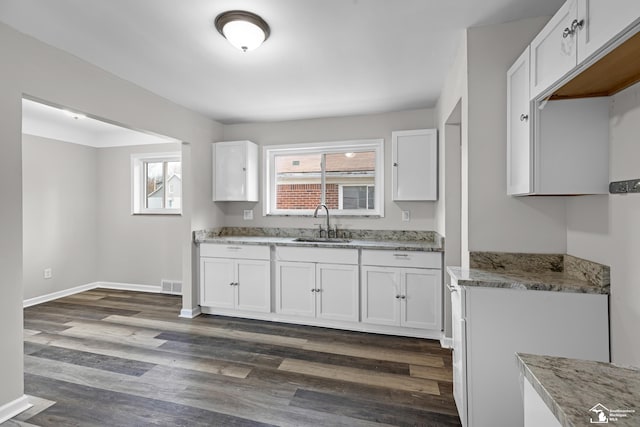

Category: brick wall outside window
[276, 184, 339, 209]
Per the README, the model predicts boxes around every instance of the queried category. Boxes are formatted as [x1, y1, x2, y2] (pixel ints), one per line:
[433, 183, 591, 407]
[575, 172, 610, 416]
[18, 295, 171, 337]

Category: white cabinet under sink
[275, 247, 359, 323]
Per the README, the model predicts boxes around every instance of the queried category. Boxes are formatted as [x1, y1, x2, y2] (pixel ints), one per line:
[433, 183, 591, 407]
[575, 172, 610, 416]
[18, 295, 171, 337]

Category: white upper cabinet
[213, 140, 259, 202]
[530, 0, 579, 99]
[576, 0, 640, 63]
[530, 0, 640, 99]
[507, 47, 532, 195]
[392, 129, 438, 201]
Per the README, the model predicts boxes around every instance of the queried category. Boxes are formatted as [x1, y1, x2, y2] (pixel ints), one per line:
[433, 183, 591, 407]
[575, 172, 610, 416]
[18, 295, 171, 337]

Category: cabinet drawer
[200, 243, 270, 260]
[276, 246, 358, 265]
[361, 250, 441, 269]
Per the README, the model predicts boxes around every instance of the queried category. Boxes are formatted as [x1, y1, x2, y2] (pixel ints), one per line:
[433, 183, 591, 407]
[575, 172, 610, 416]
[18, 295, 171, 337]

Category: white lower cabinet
[275, 247, 359, 323]
[450, 279, 609, 427]
[361, 250, 442, 332]
[361, 266, 441, 330]
[199, 244, 270, 314]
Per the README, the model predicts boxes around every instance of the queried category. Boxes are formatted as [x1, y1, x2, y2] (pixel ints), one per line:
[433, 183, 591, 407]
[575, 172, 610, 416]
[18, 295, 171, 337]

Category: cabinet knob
[520, 114, 529, 122]
[571, 19, 584, 32]
[395, 295, 401, 299]
[229, 282, 234, 286]
[400, 295, 406, 299]
[393, 162, 398, 167]
[562, 20, 583, 38]
[311, 289, 316, 293]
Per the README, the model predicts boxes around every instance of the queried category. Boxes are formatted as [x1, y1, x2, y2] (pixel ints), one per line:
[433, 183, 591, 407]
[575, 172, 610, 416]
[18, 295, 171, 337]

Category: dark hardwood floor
[7, 289, 461, 426]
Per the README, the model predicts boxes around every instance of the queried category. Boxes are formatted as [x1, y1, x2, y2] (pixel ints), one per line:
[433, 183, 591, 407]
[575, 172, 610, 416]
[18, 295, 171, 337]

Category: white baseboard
[24, 281, 173, 308]
[440, 335, 453, 349]
[23, 282, 100, 308]
[0, 395, 32, 424]
[179, 307, 202, 318]
[96, 281, 163, 293]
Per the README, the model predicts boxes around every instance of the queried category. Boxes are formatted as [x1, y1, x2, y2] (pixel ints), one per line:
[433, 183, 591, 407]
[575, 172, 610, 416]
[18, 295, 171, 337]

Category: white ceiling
[22, 98, 179, 147]
[1, 0, 563, 124]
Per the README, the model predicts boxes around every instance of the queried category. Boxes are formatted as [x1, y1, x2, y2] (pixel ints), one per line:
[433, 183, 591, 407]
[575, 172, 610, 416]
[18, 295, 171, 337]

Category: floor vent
[161, 280, 182, 295]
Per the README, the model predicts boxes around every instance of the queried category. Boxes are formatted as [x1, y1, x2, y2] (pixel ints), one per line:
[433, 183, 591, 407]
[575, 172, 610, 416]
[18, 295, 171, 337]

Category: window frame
[263, 139, 384, 217]
[131, 152, 182, 215]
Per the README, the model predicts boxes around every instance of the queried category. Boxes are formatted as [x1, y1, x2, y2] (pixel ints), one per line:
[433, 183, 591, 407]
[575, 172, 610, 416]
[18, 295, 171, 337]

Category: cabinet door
[577, 0, 640, 63]
[530, 0, 578, 99]
[401, 268, 442, 330]
[451, 283, 468, 427]
[214, 141, 248, 201]
[315, 263, 359, 322]
[236, 260, 270, 313]
[361, 266, 401, 326]
[200, 257, 235, 309]
[507, 48, 532, 195]
[275, 261, 316, 317]
[392, 129, 438, 201]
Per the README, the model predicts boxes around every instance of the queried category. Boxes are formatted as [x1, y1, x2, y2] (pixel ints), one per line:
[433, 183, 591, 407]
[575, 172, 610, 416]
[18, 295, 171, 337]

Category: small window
[264, 139, 384, 216]
[132, 152, 181, 214]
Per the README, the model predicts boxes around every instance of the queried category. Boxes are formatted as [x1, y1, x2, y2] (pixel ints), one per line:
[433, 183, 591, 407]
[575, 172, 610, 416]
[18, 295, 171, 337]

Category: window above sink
[263, 139, 384, 217]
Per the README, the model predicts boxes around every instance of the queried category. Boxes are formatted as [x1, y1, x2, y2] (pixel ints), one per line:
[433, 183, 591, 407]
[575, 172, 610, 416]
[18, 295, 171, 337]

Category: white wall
[567, 82, 640, 367]
[466, 17, 566, 254]
[222, 109, 436, 230]
[0, 21, 222, 409]
[22, 135, 98, 300]
[436, 32, 468, 339]
[97, 143, 183, 287]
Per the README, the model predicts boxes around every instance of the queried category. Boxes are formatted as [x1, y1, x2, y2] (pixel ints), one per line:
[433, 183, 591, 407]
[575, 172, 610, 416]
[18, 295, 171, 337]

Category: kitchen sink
[293, 237, 352, 243]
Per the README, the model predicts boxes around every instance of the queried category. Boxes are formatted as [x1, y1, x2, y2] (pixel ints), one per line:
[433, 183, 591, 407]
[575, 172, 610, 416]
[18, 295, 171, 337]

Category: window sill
[132, 211, 182, 216]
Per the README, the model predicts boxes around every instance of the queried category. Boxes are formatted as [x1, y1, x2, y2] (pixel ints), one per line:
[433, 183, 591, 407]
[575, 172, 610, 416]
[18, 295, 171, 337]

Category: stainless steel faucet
[313, 203, 330, 237]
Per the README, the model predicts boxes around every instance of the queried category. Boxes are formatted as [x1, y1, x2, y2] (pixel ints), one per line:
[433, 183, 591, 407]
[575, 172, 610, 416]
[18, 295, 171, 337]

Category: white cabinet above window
[391, 129, 438, 201]
[213, 140, 259, 202]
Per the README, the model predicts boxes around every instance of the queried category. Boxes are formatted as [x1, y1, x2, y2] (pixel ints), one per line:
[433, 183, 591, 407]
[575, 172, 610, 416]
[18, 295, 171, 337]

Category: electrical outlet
[243, 209, 254, 220]
[402, 211, 410, 221]
[43, 268, 53, 279]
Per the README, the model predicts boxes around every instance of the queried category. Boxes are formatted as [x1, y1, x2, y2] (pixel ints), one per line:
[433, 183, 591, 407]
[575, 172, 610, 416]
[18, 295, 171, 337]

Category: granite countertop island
[447, 252, 610, 294]
[194, 227, 444, 252]
[517, 353, 639, 426]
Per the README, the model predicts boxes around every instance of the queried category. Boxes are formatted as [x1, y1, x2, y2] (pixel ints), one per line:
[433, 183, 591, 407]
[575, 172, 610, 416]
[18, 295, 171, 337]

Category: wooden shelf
[550, 30, 640, 100]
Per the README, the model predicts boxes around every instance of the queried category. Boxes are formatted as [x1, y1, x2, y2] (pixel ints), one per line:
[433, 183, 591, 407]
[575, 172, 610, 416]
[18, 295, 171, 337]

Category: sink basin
[293, 237, 352, 243]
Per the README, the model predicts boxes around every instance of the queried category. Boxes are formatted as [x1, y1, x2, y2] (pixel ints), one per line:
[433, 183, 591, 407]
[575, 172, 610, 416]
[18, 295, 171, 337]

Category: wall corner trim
[440, 334, 453, 349]
[179, 307, 202, 319]
[0, 395, 33, 424]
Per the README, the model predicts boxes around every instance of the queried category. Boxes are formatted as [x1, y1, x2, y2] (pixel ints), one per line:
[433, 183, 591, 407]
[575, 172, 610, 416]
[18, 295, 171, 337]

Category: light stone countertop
[197, 235, 443, 252]
[447, 266, 608, 294]
[516, 353, 639, 427]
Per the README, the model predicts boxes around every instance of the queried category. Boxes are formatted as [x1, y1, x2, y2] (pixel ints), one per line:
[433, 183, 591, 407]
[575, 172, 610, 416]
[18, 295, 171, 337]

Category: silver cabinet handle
[562, 19, 584, 38]
[393, 253, 409, 257]
[226, 246, 242, 250]
[520, 113, 528, 122]
[446, 284, 458, 293]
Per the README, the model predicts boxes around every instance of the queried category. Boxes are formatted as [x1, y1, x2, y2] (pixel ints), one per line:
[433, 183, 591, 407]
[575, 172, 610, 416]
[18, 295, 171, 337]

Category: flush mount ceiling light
[215, 10, 270, 52]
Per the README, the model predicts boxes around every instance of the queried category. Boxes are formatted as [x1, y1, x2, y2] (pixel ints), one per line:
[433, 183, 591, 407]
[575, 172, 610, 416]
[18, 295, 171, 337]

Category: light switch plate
[243, 209, 254, 220]
[402, 211, 410, 221]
